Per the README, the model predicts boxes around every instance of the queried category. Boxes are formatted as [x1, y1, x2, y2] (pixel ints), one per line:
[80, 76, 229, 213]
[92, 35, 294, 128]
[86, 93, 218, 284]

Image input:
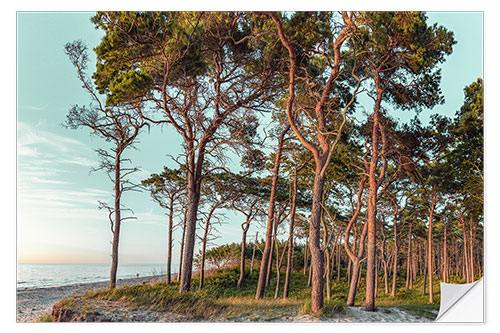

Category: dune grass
[52, 265, 456, 321]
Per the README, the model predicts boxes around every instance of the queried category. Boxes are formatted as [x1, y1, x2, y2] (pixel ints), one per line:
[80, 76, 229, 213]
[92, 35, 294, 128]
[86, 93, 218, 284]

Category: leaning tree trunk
[110, 151, 122, 289]
[256, 126, 288, 299]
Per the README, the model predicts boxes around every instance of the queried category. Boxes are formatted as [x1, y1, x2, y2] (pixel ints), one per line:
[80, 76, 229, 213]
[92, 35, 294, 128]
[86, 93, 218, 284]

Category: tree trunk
[199, 205, 217, 289]
[266, 213, 278, 287]
[304, 235, 309, 275]
[237, 223, 249, 288]
[166, 198, 174, 284]
[469, 221, 475, 282]
[308, 165, 326, 312]
[383, 259, 389, 294]
[337, 243, 341, 282]
[422, 241, 427, 295]
[256, 126, 288, 299]
[177, 210, 188, 282]
[179, 150, 203, 292]
[405, 224, 412, 289]
[381, 231, 389, 294]
[110, 152, 122, 289]
[283, 170, 298, 299]
[391, 215, 398, 297]
[443, 223, 448, 283]
[250, 232, 258, 275]
[365, 92, 382, 312]
[346, 259, 361, 305]
[428, 191, 436, 303]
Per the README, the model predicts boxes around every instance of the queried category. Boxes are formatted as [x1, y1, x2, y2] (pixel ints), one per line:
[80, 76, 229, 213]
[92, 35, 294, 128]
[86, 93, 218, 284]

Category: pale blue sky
[16, 12, 483, 265]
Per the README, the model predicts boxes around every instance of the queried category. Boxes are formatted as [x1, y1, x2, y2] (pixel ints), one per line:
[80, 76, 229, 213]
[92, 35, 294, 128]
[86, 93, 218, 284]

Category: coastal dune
[16, 275, 165, 322]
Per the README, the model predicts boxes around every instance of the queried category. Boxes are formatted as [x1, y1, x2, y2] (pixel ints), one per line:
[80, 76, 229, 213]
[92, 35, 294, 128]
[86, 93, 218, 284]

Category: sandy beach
[16, 275, 165, 322]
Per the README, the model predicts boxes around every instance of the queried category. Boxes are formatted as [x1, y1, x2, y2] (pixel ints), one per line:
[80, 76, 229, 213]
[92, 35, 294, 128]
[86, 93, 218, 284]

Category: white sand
[16, 275, 164, 322]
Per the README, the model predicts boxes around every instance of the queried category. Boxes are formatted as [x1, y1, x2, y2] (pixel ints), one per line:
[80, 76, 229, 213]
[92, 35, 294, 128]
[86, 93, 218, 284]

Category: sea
[17, 263, 173, 290]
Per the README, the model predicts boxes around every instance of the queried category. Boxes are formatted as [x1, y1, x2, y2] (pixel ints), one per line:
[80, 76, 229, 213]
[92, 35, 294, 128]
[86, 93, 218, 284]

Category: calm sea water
[17, 263, 173, 289]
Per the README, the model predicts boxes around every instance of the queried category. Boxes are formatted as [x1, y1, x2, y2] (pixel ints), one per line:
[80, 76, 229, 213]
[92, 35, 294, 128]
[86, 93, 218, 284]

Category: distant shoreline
[16, 274, 168, 322]
[16, 273, 174, 292]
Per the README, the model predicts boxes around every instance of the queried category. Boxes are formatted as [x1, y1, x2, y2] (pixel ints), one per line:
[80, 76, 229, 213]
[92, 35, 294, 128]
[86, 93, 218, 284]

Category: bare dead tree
[64, 40, 146, 288]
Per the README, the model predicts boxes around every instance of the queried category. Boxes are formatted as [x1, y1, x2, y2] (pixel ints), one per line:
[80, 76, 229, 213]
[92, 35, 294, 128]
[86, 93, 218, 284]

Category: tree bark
[443, 222, 448, 283]
[179, 148, 203, 292]
[428, 190, 436, 303]
[469, 221, 475, 282]
[199, 204, 218, 289]
[250, 232, 258, 275]
[110, 152, 122, 289]
[283, 169, 298, 299]
[166, 197, 174, 284]
[177, 210, 188, 282]
[337, 243, 341, 282]
[308, 166, 326, 312]
[255, 126, 288, 299]
[304, 235, 309, 275]
[365, 93, 382, 312]
[391, 204, 399, 297]
[237, 221, 249, 288]
[405, 224, 412, 289]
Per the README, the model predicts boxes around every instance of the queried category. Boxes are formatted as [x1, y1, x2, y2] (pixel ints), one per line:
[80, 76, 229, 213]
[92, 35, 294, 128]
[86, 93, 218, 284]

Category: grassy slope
[47, 265, 457, 321]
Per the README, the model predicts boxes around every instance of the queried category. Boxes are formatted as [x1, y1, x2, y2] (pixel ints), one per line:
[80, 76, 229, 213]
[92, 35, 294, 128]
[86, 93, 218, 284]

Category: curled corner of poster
[435, 278, 484, 323]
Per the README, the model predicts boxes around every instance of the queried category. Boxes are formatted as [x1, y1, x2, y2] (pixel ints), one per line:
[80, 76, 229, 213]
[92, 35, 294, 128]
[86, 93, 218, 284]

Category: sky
[16, 11, 483, 266]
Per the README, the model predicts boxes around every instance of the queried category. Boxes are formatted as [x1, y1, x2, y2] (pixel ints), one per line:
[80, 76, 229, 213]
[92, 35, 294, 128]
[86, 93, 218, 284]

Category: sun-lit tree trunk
[365, 89, 382, 311]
